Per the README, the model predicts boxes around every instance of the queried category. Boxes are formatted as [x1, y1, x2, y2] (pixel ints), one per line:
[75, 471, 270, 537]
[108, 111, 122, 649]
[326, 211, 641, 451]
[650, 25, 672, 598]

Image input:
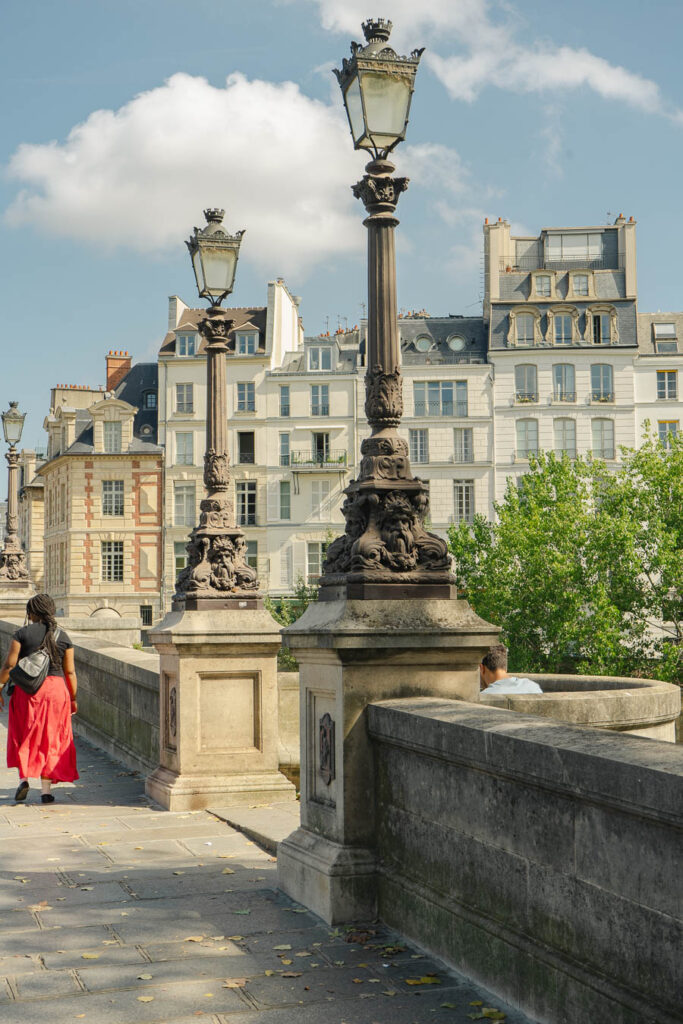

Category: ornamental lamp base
[318, 582, 457, 601]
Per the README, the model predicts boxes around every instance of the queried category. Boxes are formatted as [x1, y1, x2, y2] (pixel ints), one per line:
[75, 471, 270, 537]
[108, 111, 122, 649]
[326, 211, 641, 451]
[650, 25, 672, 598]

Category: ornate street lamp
[174, 209, 259, 609]
[0, 401, 30, 584]
[322, 19, 454, 598]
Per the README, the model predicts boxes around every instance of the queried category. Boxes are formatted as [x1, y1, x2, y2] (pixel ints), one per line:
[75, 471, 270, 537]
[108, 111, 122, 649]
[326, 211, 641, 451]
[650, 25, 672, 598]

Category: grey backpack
[7, 628, 61, 696]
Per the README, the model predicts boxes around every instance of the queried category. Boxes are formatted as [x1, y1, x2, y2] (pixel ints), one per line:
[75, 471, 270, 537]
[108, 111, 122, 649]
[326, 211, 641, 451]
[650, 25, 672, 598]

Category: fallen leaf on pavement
[273, 944, 292, 950]
[295, 952, 312, 957]
[137, 995, 154, 1002]
[282, 971, 302, 978]
[137, 974, 153, 980]
[264, 970, 275, 976]
[81, 953, 100, 960]
[223, 978, 246, 988]
[221, 868, 235, 875]
[280, 958, 293, 965]
[232, 909, 250, 915]
[185, 936, 205, 942]
[404, 975, 441, 985]
[382, 989, 398, 997]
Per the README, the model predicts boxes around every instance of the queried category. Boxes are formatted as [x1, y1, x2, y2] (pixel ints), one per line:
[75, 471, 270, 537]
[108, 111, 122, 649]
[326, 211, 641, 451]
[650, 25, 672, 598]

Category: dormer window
[535, 275, 551, 297]
[103, 421, 122, 454]
[143, 391, 157, 410]
[653, 323, 678, 353]
[414, 336, 433, 352]
[308, 346, 332, 371]
[177, 334, 197, 357]
[236, 331, 258, 355]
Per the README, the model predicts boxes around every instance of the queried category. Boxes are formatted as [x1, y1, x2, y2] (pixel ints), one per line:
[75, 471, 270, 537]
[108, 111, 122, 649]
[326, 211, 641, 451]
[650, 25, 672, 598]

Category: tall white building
[156, 217, 682, 606]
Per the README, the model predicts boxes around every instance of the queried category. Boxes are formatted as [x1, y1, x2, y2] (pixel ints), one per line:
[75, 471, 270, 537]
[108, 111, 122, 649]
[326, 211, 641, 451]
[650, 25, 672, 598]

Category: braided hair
[26, 593, 60, 667]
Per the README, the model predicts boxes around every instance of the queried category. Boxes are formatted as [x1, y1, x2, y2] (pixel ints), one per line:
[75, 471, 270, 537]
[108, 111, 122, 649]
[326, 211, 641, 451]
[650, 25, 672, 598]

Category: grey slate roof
[637, 312, 683, 354]
[159, 307, 267, 356]
[61, 362, 161, 456]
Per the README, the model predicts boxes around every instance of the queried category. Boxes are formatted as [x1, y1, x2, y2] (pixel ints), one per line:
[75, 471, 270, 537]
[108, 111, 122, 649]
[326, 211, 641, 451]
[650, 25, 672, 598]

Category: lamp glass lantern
[186, 208, 245, 305]
[335, 19, 423, 157]
[1, 402, 25, 446]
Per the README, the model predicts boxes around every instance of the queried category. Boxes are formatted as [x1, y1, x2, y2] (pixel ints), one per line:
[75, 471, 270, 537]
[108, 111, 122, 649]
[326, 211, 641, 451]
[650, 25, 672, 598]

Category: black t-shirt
[13, 624, 73, 676]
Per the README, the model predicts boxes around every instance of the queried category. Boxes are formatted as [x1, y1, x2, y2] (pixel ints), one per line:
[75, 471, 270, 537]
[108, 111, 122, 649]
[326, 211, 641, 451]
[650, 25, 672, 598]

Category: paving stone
[0, 723, 537, 1024]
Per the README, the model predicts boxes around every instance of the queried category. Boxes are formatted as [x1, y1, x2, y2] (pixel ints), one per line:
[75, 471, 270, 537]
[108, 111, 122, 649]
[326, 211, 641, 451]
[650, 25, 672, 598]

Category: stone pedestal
[146, 606, 295, 811]
[277, 597, 499, 924]
[0, 582, 34, 622]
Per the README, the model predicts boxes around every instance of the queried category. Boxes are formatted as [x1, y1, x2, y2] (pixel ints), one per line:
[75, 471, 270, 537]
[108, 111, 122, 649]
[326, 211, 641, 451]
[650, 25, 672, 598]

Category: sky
[2, 0, 683, 467]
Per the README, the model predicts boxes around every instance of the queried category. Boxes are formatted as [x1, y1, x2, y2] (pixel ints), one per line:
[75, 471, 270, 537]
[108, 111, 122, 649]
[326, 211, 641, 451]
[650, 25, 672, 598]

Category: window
[453, 427, 474, 463]
[657, 370, 677, 400]
[554, 314, 573, 346]
[535, 275, 551, 297]
[101, 541, 123, 583]
[311, 384, 329, 416]
[311, 479, 331, 520]
[653, 323, 678, 354]
[516, 419, 538, 459]
[409, 428, 429, 464]
[102, 480, 124, 516]
[658, 421, 678, 448]
[140, 605, 153, 627]
[237, 382, 255, 412]
[174, 541, 188, 572]
[572, 274, 589, 296]
[312, 432, 330, 463]
[245, 540, 258, 570]
[592, 313, 611, 345]
[547, 233, 602, 261]
[175, 432, 193, 465]
[236, 481, 256, 525]
[515, 364, 537, 402]
[279, 433, 290, 466]
[307, 541, 328, 583]
[279, 385, 290, 417]
[177, 334, 196, 357]
[554, 418, 576, 457]
[553, 364, 575, 402]
[279, 480, 291, 520]
[413, 381, 467, 417]
[174, 483, 196, 526]
[238, 432, 255, 464]
[308, 346, 332, 371]
[103, 421, 122, 453]
[592, 419, 615, 459]
[591, 364, 613, 401]
[176, 383, 194, 413]
[453, 481, 474, 524]
[144, 391, 157, 410]
[415, 336, 433, 352]
[516, 313, 536, 345]
[60, 483, 66, 522]
[236, 331, 258, 355]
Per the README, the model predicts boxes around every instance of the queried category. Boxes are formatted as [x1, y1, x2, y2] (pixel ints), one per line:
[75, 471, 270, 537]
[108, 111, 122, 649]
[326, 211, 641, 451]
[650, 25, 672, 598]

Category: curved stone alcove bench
[480, 673, 681, 742]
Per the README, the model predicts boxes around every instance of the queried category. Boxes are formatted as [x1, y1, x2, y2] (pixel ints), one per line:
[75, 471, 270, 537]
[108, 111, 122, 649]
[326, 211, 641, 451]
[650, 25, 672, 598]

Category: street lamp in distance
[173, 210, 260, 610]
[0, 401, 30, 585]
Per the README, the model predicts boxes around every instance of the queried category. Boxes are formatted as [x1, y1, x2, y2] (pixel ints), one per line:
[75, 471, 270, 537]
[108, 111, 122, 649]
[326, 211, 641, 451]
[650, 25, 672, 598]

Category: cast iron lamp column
[174, 209, 260, 610]
[0, 402, 30, 583]
[322, 19, 454, 599]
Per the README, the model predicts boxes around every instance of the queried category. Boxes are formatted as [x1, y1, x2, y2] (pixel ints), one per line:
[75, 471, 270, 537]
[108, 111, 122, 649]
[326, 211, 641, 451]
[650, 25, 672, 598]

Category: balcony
[237, 453, 255, 464]
[592, 447, 615, 459]
[514, 392, 538, 404]
[552, 392, 576, 403]
[290, 450, 347, 469]
[591, 392, 614, 403]
[311, 405, 330, 417]
[413, 402, 468, 417]
[499, 254, 624, 273]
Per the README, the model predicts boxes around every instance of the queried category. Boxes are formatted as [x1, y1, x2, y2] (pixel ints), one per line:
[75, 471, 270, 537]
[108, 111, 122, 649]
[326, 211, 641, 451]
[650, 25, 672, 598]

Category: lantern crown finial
[362, 18, 393, 44]
[204, 208, 225, 225]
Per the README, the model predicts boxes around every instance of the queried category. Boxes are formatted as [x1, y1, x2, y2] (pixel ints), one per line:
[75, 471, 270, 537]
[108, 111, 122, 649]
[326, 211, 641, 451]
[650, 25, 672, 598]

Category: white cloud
[4, 72, 365, 276]
[298, 0, 678, 119]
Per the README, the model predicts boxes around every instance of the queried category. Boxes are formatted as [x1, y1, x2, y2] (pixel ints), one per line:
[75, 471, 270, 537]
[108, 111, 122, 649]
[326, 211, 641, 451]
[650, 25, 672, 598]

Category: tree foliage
[448, 435, 682, 683]
[266, 575, 319, 670]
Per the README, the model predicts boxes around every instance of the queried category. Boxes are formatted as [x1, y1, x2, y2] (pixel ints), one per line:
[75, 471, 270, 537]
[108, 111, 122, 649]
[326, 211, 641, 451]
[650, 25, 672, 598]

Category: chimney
[106, 350, 132, 391]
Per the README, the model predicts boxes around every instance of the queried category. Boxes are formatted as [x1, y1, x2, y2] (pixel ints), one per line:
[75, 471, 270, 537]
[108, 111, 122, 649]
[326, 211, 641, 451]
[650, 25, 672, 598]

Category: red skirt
[7, 675, 79, 782]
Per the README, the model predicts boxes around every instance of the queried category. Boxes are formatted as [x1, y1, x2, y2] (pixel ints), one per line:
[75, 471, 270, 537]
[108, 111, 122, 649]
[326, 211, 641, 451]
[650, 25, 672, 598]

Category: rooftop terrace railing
[499, 254, 625, 272]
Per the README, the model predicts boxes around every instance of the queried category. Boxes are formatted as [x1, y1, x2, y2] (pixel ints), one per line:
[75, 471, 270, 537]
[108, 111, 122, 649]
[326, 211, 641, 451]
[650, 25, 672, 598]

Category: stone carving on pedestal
[319, 713, 335, 785]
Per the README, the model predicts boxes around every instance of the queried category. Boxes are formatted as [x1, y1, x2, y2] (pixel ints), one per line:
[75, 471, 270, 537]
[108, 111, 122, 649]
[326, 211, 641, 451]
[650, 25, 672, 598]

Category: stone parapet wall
[368, 697, 683, 1024]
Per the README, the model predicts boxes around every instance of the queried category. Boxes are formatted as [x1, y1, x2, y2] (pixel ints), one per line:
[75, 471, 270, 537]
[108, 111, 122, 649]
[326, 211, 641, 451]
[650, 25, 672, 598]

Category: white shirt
[482, 675, 543, 695]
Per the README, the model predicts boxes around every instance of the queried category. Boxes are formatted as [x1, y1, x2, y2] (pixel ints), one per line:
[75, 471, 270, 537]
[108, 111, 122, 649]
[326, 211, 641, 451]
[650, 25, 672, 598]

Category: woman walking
[0, 594, 78, 803]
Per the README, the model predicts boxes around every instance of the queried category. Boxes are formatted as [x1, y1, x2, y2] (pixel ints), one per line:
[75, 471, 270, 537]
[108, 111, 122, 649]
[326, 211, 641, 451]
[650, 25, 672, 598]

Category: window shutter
[280, 545, 293, 589]
[266, 479, 280, 522]
[292, 540, 307, 586]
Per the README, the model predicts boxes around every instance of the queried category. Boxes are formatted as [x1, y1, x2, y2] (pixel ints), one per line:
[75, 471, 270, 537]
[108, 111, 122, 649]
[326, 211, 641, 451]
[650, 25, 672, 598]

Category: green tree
[448, 441, 682, 682]
[266, 575, 318, 670]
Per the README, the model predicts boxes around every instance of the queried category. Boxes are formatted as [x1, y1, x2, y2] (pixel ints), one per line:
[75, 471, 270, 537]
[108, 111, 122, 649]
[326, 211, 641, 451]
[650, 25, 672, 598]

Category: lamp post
[174, 208, 260, 609]
[322, 19, 454, 599]
[0, 401, 30, 584]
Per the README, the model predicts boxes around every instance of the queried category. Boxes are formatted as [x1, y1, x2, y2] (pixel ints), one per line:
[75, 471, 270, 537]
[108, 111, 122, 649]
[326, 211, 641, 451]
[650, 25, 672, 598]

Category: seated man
[480, 643, 543, 695]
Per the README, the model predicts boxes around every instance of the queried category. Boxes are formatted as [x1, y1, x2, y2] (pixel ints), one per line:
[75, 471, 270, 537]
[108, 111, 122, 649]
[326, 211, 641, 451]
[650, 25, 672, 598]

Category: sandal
[14, 781, 29, 802]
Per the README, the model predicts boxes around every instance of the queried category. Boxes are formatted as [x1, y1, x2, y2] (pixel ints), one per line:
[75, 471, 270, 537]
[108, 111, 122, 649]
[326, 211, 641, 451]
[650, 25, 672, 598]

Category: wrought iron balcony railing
[290, 450, 347, 467]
